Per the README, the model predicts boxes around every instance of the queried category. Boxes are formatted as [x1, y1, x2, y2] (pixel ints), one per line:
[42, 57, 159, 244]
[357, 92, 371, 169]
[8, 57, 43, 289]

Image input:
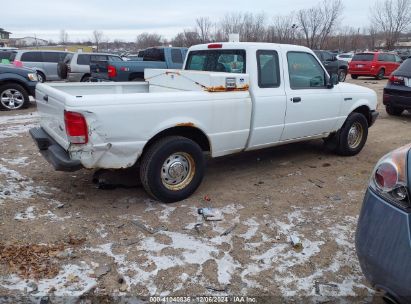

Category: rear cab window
[257, 50, 280, 88]
[143, 48, 165, 62]
[185, 49, 246, 73]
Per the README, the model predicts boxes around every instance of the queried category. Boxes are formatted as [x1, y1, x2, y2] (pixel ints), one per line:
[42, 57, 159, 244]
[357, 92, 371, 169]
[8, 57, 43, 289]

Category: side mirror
[327, 73, 339, 88]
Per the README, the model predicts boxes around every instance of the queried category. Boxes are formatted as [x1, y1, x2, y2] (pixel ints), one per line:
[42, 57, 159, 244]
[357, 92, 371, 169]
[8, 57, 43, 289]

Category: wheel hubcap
[1, 89, 24, 109]
[161, 152, 195, 191]
[347, 122, 363, 149]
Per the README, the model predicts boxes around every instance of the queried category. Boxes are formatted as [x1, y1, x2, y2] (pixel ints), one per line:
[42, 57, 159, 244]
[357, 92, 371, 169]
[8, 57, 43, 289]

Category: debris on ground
[0, 243, 64, 279]
[221, 224, 238, 236]
[133, 220, 168, 234]
[198, 207, 223, 221]
[290, 235, 303, 252]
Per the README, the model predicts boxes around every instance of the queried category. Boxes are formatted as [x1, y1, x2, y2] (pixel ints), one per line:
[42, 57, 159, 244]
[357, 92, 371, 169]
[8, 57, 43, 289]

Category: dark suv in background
[314, 50, 349, 82]
[0, 64, 38, 110]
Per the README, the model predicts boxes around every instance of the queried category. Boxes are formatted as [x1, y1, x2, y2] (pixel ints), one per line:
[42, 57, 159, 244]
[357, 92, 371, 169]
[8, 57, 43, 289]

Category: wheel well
[81, 73, 91, 80]
[36, 70, 46, 80]
[143, 126, 211, 155]
[0, 80, 30, 95]
[129, 72, 144, 81]
[353, 105, 372, 125]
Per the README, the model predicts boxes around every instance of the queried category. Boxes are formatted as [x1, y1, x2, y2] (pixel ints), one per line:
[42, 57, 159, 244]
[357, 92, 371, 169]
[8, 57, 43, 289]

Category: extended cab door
[247, 49, 287, 149]
[281, 51, 342, 140]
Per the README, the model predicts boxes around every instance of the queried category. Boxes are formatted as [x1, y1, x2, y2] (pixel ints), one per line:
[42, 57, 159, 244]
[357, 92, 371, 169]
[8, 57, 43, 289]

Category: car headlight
[370, 143, 411, 209]
[28, 73, 38, 81]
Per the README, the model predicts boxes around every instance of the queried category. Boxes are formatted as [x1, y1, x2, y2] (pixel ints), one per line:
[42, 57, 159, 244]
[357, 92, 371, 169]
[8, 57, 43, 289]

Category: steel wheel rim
[161, 152, 195, 191]
[347, 122, 363, 149]
[1, 89, 24, 109]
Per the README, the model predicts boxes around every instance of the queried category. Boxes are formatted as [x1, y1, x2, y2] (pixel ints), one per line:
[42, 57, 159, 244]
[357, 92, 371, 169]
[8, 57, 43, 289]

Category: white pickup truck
[30, 42, 378, 203]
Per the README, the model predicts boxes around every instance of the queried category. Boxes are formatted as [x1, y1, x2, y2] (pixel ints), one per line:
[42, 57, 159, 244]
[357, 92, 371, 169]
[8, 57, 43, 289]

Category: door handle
[292, 97, 301, 103]
[43, 95, 48, 102]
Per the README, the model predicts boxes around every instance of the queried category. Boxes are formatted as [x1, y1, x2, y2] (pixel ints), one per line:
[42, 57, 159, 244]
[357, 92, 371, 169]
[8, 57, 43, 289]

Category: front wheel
[334, 113, 369, 156]
[0, 83, 30, 110]
[140, 136, 205, 203]
[351, 74, 358, 79]
[376, 69, 385, 80]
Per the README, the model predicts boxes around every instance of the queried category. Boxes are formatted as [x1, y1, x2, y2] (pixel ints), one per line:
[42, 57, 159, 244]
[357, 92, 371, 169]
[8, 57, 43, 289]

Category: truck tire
[0, 83, 30, 110]
[386, 105, 403, 116]
[334, 113, 368, 156]
[351, 74, 358, 79]
[140, 136, 205, 203]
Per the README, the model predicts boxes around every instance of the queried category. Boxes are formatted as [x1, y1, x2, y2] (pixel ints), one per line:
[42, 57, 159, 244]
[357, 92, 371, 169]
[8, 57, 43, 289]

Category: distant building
[0, 28, 11, 47]
[12, 36, 49, 47]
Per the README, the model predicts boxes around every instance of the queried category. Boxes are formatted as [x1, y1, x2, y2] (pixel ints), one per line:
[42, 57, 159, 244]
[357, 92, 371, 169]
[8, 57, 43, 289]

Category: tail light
[388, 75, 405, 85]
[64, 111, 88, 144]
[370, 144, 411, 209]
[108, 65, 117, 78]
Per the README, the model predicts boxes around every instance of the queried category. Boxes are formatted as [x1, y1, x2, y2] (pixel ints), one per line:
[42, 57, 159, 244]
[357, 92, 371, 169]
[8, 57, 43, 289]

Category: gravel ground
[0, 78, 409, 303]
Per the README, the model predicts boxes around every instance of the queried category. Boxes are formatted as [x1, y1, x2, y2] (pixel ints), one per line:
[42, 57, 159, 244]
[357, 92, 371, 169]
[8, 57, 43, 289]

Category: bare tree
[92, 30, 104, 52]
[60, 29, 69, 45]
[265, 14, 298, 43]
[196, 17, 212, 43]
[136, 33, 163, 49]
[297, 0, 343, 49]
[171, 30, 201, 47]
[370, 0, 411, 49]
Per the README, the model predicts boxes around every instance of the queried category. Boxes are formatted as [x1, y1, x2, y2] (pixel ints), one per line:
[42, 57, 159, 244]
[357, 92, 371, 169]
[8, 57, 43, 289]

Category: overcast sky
[3, 0, 373, 42]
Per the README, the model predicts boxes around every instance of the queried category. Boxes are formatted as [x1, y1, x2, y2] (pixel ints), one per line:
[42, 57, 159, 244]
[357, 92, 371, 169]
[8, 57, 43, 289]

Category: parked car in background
[314, 50, 348, 82]
[31, 42, 377, 203]
[336, 52, 354, 63]
[57, 52, 123, 82]
[90, 47, 188, 81]
[349, 52, 402, 80]
[0, 64, 37, 110]
[11, 50, 72, 82]
[356, 143, 411, 304]
[383, 57, 411, 116]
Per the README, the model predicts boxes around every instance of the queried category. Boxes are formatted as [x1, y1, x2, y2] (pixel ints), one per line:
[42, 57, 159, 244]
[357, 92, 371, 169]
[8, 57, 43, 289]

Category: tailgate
[35, 83, 71, 150]
[90, 60, 110, 81]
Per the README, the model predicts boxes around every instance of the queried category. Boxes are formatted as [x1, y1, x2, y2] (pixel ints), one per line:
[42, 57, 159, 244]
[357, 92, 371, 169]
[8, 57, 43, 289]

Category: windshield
[185, 49, 246, 73]
[352, 53, 374, 61]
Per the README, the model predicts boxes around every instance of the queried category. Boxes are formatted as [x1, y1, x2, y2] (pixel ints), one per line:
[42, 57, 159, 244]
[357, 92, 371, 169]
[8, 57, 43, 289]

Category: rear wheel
[37, 71, 46, 83]
[140, 136, 205, 203]
[351, 74, 358, 79]
[338, 69, 347, 82]
[0, 83, 30, 110]
[376, 69, 385, 80]
[334, 113, 369, 156]
[386, 105, 403, 116]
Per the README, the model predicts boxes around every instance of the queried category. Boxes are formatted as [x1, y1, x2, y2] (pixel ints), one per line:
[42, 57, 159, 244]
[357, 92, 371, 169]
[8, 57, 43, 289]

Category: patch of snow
[0, 263, 97, 301]
[14, 206, 36, 220]
[1, 157, 31, 167]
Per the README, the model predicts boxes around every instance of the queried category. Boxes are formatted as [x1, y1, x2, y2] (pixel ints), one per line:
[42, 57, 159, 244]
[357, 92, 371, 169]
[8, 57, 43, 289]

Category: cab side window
[257, 50, 280, 88]
[287, 52, 326, 89]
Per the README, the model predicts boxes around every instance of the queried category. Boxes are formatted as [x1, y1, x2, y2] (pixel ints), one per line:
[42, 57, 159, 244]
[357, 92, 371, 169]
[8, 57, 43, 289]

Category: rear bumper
[383, 88, 411, 109]
[29, 127, 83, 172]
[355, 188, 411, 303]
[348, 70, 376, 76]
